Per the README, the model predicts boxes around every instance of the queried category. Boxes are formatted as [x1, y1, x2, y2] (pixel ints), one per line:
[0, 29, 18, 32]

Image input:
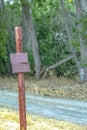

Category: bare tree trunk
[75, 0, 87, 82]
[22, 2, 41, 80]
[60, 0, 80, 75]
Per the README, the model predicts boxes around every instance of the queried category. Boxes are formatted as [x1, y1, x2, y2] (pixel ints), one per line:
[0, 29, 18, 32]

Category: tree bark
[60, 0, 80, 75]
[21, 1, 41, 80]
[75, 0, 87, 82]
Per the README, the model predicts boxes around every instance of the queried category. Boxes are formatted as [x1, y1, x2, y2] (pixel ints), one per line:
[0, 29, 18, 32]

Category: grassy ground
[0, 108, 87, 130]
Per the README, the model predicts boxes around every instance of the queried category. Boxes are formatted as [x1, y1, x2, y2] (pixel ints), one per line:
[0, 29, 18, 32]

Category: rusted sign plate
[12, 63, 30, 73]
[10, 53, 28, 63]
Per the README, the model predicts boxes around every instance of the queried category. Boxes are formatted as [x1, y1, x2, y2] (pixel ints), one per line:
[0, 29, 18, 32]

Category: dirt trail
[0, 90, 87, 125]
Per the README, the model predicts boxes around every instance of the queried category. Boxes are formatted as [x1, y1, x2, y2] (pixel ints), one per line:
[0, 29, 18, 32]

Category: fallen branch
[41, 55, 74, 78]
[47, 55, 74, 70]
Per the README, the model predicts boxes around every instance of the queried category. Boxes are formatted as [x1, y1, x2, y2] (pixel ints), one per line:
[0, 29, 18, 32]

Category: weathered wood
[15, 26, 26, 130]
[12, 63, 30, 73]
[10, 52, 30, 73]
[10, 53, 28, 63]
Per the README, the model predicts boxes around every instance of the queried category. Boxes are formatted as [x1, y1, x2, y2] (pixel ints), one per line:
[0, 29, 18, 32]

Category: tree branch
[46, 55, 74, 70]
[41, 55, 74, 79]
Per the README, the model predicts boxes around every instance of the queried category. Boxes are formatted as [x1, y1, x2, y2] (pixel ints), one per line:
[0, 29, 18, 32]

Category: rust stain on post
[15, 26, 26, 130]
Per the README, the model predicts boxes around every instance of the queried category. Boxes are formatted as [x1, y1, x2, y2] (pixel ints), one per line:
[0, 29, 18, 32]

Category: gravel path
[0, 90, 87, 125]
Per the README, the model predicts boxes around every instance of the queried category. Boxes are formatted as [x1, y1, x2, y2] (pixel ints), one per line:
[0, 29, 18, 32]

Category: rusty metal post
[15, 27, 26, 130]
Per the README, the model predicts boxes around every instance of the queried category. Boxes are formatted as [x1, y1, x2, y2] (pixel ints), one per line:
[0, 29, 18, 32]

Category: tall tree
[60, 0, 80, 74]
[21, 0, 41, 80]
[75, 0, 87, 82]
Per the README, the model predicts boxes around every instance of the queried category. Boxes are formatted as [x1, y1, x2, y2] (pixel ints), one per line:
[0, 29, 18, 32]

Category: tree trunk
[22, 2, 41, 80]
[75, 0, 87, 82]
[60, 0, 81, 76]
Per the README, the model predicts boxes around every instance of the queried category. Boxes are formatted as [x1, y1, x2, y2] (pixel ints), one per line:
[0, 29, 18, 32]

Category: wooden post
[15, 27, 26, 130]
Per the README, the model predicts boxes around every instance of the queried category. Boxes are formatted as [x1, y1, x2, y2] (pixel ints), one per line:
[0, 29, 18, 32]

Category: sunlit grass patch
[0, 108, 87, 130]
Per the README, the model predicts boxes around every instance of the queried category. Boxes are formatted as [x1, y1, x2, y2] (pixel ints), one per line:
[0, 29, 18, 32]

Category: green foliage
[0, 0, 87, 78]
[0, 11, 8, 74]
[31, 0, 77, 77]
[0, 1, 22, 74]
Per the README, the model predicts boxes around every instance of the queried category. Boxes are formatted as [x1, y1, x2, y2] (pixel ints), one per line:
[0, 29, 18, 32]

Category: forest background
[1, 1, 87, 129]
[0, 0, 87, 82]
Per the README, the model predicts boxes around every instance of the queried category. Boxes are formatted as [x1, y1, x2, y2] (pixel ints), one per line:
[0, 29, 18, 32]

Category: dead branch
[47, 55, 74, 70]
[41, 55, 74, 78]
